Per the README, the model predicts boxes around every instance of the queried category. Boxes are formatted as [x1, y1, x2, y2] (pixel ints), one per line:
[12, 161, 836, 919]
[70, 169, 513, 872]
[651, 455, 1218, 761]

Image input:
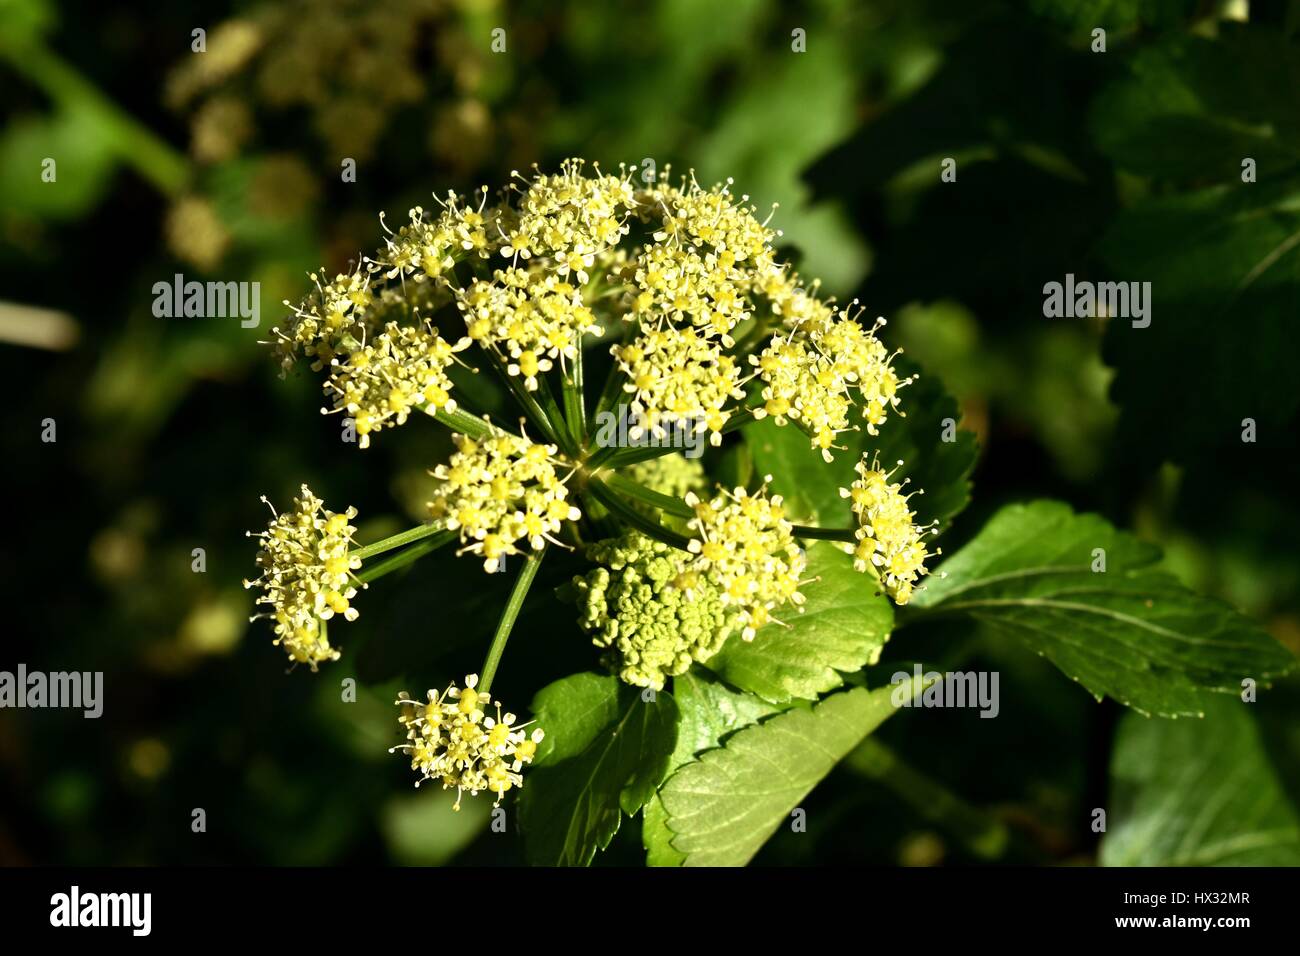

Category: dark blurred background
[2, 0, 1298, 865]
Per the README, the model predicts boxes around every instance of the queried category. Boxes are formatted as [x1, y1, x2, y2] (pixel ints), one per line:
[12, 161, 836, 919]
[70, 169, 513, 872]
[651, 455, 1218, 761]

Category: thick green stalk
[421, 404, 498, 441]
[355, 531, 456, 584]
[727, 316, 776, 358]
[584, 478, 693, 551]
[561, 346, 587, 444]
[479, 547, 546, 693]
[593, 322, 636, 420]
[536, 374, 580, 457]
[593, 361, 629, 422]
[595, 402, 760, 469]
[790, 524, 857, 543]
[597, 442, 679, 468]
[487, 355, 562, 448]
[352, 524, 454, 561]
[585, 440, 623, 469]
[601, 471, 693, 519]
[720, 406, 759, 435]
[601, 473, 855, 542]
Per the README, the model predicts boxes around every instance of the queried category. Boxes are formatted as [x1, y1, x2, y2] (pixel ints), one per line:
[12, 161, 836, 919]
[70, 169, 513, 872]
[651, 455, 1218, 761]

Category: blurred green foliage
[1, 0, 1297, 866]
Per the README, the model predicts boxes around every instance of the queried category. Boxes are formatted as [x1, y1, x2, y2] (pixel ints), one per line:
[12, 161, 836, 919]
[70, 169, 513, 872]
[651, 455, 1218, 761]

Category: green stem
[598, 442, 680, 468]
[421, 403, 498, 441]
[536, 373, 580, 457]
[561, 346, 587, 444]
[585, 440, 622, 469]
[720, 406, 759, 435]
[791, 524, 857, 543]
[728, 316, 776, 358]
[601, 472, 693, 518]
[601, 473, 855, 542]
[0, 40, 189, 195]
[845, 738, 1009, 861]
[479, 547, 546, 693]
[594, 323, 635, 420]
[585, 478, 693, 551]
[487, 354, 562, 448]
[355, 531, 456, 584]
[352, 524, 454, 561]
[593, 367, 628, 422]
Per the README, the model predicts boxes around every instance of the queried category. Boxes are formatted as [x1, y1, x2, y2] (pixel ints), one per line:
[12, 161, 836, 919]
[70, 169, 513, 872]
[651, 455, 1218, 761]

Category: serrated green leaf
[1102, 698, 1300, 865]
[744, 357, 977, 531]
[643, 671, 786, 866]
[704, 542, 893, 704]
[659, 679, 923, 866]
[518, 672, 677, 866]
[911, 500, 1296, 717]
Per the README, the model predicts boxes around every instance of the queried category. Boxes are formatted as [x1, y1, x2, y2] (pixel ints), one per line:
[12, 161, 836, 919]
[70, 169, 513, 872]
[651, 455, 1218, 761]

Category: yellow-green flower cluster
[606, 171, 781, 437]
[631, 241, 750, 343]
[612, 326, 746, 444]
[567, 532, 734, 690]
[459, 267, 602, 390]
[428, 430, 580, 572]
[274, 265, 376, 373]
[681, 482, 807, 640]
[374, 191, 502, 280]
[751, 307, 909, 461]
[274, 161, 905, 457]
[842, 456, 937, 605]
[640, 172, 778, 278]
[326, 320, 469, 448]
[243, 484, 363, 668]
[498, 159, 638, 272]
[393, 675, 544, 809]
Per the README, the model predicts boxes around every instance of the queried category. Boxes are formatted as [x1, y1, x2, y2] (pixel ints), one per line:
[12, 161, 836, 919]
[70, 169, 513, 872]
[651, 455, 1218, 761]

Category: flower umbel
[682, 481, 807, 640]
[428, 428, 581, 572]
[842, 456, 938, 605]
[613, 325, 747, 445]
[392, 675, 544, 808]
[249, 161, 944, 818]
[325, 319, 470, 448]
[752, 307, 911, 461]
[243, 484, 364, 668]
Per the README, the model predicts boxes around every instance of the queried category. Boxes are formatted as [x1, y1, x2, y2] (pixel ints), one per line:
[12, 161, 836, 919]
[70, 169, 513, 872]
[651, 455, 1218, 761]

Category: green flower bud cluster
[566, 532, 734, 690]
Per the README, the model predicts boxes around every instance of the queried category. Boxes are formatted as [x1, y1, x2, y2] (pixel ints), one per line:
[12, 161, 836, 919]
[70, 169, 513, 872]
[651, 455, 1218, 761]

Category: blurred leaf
[745, 357, 977, 530]
[1025, 0, 1199, 33]
[805, 19, 1114, 319]
[659, 680, 921, 866]
[1025, 0, 1142, 32]
[381, 788, 491, 865]
[705, 542, 893, 704]
[1100, 179, 1300, 467]
[912, 500, 1296, 716]
[0, 106, 117, 218]
[643, 670, 785, 866]
[1102, 698, 1300, 865]
[693, 31, 867, 291]
[519, 672, 677, 866]
[0, 0, 57, 44]
[1091, 26, 1300, 182]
